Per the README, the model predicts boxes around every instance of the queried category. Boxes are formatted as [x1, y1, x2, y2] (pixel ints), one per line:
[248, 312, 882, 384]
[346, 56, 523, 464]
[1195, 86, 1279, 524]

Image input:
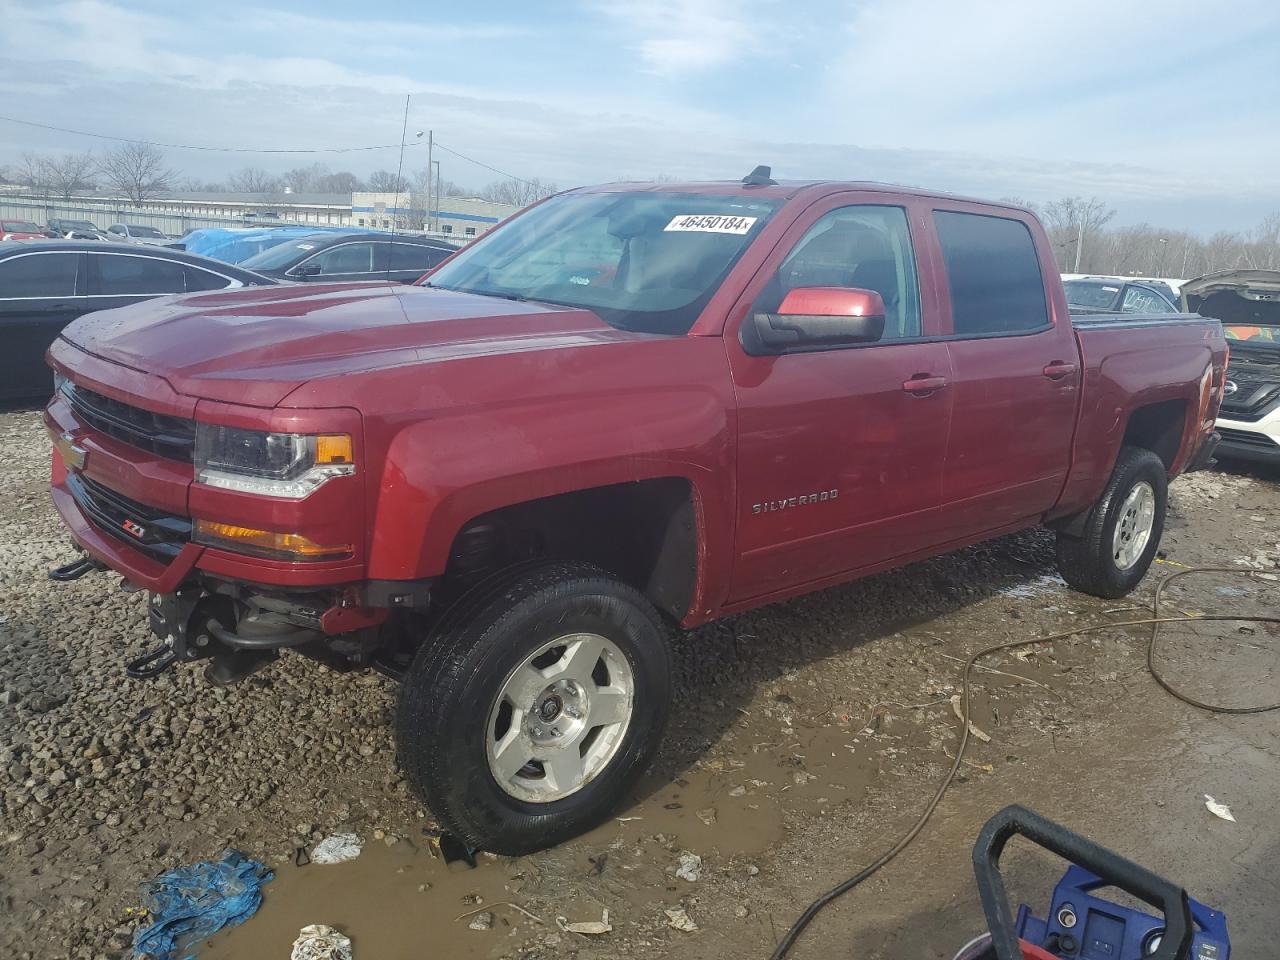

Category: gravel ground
[2, 402, 1278, 960]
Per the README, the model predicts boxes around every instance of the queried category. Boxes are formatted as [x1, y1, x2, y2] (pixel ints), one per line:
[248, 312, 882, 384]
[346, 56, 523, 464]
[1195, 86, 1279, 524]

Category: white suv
[1183, 271, 1280, 465]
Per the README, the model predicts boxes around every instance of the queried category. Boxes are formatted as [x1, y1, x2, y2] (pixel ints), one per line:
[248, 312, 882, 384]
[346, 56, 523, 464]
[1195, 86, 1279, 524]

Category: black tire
[1055, 445, 1168, 598]
[395, 561, 671, 854]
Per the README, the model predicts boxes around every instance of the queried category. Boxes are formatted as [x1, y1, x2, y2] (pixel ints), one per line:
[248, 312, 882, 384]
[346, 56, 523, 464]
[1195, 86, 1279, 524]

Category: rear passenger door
[384, 241, 450, 283]
[85, 252, 189, 314]
[0, 251, 86, 399]
[927, 207, 1080, 538]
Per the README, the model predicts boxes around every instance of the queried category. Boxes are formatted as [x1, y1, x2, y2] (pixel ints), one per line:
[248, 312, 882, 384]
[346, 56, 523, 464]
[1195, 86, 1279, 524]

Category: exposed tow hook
[125, 644, 179, 680]
[47, 555, 104, 582]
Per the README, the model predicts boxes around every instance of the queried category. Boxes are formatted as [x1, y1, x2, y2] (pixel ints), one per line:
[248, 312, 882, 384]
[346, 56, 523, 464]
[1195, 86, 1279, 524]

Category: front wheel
[1055, 445, 1168, 599]
[395, 562, 671, 854]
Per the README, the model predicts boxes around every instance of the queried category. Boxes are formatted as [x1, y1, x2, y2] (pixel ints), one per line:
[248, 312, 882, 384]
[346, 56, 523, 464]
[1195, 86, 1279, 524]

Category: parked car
[1, 219, 48, 241]
[106, 224, 170, 245]
[45, 176, 1225, 854]
[0, 241, 274, 400]
[174, 226, 367, 265]
[239, 232, 456, 283]
[1063, 277, 1180, 315]
[1181, 269, 1280, 464]
[47, 218, 101, 236]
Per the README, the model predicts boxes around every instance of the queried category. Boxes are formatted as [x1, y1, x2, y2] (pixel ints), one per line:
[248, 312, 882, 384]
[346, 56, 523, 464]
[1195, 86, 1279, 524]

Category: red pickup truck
[44, 172, 1226, 853]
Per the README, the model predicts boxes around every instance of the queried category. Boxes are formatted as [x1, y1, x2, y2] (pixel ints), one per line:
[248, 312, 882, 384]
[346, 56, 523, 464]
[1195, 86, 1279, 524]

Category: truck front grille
[1217, 427, 1279, 451]
[62, 383, 196, 462]
[1220, 368, 1280, 422]
[67, 472, 192, 561]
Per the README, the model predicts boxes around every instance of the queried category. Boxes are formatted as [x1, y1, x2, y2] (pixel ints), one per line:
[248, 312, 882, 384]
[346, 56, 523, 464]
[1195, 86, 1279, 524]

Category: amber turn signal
[194, 520, 352, 561]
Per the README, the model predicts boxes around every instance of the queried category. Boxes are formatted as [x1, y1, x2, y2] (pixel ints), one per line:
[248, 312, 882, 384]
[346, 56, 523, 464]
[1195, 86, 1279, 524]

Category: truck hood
[60, 282, 627, 407]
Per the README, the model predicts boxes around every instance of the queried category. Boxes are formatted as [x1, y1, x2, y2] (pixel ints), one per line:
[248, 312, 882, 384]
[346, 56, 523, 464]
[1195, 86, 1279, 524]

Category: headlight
[195, 424, 355, 499]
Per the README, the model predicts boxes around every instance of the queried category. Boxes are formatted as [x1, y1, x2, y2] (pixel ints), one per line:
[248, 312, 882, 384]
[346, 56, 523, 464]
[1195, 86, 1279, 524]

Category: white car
[106, 223, 172, 245]
[1182, 270, 1280, 465]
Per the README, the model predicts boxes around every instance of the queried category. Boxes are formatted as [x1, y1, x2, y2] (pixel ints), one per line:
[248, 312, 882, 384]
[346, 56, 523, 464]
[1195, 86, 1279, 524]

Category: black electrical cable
[770, 565, 1280, 960]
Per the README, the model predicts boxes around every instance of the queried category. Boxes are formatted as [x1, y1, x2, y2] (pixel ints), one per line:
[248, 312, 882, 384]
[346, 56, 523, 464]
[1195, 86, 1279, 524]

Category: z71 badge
[752, 489, 838, 514]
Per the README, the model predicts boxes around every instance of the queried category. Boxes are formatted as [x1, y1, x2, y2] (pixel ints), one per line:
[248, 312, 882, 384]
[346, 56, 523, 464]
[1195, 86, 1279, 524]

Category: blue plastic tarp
[132, 850, 272, 960]
[179, 226, 363, 264]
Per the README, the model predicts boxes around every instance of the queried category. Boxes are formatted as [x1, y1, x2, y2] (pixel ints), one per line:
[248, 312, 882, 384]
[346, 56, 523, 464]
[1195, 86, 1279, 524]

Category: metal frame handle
[972, 805, 1192, 960]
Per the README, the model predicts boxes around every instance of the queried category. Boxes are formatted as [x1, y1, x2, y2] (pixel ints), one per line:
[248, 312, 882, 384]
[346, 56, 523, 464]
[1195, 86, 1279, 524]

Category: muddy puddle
[198, 705, 892, 957]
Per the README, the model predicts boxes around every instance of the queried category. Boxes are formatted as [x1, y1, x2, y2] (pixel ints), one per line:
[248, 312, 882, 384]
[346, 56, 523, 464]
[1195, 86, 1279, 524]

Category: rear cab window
[933, 210, 1049, 336]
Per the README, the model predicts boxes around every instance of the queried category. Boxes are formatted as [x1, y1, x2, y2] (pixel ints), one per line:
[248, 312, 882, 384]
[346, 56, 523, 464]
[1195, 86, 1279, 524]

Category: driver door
[724, 195, 953, 604]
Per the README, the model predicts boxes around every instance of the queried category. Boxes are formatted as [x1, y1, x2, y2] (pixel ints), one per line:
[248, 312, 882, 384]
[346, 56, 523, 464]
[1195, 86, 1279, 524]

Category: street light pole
[1155, 237, 1168, 277]
[432, 160, 441, 234]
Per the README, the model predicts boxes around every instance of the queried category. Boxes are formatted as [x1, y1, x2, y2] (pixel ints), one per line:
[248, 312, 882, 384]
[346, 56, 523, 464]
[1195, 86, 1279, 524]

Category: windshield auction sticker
[664, 214, 758, 235]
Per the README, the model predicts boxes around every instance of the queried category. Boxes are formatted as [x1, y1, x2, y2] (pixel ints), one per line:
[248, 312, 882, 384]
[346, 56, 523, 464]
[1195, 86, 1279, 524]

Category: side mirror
[292, 263, 323, 278]
[753, 286, 886, 350]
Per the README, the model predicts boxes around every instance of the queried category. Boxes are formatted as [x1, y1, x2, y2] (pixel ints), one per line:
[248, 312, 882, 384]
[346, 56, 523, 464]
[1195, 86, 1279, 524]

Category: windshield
[4, 221, 42, 233]
[423, 191, 781, 334]
[129, 225, 165, 238]
[240, 236, 330, 269]
[1063, 280, 1120, 310]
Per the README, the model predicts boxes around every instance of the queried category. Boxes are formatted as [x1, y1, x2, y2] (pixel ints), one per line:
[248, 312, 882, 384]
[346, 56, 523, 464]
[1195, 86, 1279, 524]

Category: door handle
[1043, 361, 1078, 380]
[902, 375, 948, 395]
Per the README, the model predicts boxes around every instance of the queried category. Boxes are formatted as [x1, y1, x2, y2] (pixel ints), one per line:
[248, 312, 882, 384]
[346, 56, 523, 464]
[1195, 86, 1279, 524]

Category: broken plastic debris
[950, 696, 992, 743]
[290, 924, 353, 960]
[1204, 795, 1236, 823]
[665, 906, 698, 932]
[676, 852, 702, 882]
[132, 850, 272, 958]
[556, 909, 612, 935]
[310, 833, 363, 865]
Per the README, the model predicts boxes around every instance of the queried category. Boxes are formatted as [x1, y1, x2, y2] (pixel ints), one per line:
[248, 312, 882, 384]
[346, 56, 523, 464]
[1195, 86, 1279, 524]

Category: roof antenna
[742, 165, 776, 187]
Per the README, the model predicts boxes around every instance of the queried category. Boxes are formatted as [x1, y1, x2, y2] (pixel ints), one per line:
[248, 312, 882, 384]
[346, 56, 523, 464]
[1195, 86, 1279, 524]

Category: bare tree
[45, 152, 97, 199]
[97, 141, 176, 201]
[314, 170, 362, 193]
[1041, 196, 1116, 272]
[479, 177, 559, 207]
[226, 166, 282, 193]
[16, 152, 53, 194]
[365, 169, 410, 192]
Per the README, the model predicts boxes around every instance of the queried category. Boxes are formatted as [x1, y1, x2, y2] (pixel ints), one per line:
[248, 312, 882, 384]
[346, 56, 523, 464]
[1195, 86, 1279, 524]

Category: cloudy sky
[2, 0, 1278, 231]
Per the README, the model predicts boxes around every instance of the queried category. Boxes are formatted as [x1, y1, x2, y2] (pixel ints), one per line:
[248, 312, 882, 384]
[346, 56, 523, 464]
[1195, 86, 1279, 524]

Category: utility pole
[1073, 218, 1084, 273]
[426, 130, 434, 234]
[433, 159, 441, 234]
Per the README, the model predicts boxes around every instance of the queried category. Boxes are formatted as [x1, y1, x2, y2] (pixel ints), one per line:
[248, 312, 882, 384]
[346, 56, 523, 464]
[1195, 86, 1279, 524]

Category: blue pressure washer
[956, 806, 1230, 960]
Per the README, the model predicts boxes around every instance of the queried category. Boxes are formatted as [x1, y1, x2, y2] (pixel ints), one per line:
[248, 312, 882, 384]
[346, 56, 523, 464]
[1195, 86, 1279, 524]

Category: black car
[0, 241, 275, 400]
[239, 232, 456, 284]
[1063, 277, 1180, 315]
[46, 217, 102, 237]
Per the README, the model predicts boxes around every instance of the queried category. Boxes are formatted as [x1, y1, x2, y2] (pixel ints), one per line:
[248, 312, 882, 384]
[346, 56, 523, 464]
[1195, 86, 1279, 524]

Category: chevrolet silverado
[44, 171, 1227, 853]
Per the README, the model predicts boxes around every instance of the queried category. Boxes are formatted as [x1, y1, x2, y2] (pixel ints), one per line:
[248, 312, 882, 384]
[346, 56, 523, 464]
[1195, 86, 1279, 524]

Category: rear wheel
[395, 562, 671, 854]
[1055, 446, 1168, 598]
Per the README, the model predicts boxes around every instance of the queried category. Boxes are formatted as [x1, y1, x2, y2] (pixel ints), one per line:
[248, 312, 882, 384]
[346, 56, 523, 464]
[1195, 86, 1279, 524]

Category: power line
[0, 113, 538, 185]
[433, 141, 536, 186]
[0, 114, 424, 155]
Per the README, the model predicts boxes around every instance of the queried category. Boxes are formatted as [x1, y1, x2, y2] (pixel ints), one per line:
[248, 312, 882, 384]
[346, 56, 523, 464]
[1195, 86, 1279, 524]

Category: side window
[307, 243, 374, 275]
[0, 253, 79, 297]
[756, 205, 922, 340]
[387, 243, 446, 271]
[1122, 286, 1174, 314]
[94, 255, 187, 295]
[934, 211, 1049, 336]
[184, 266, 232, 291]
